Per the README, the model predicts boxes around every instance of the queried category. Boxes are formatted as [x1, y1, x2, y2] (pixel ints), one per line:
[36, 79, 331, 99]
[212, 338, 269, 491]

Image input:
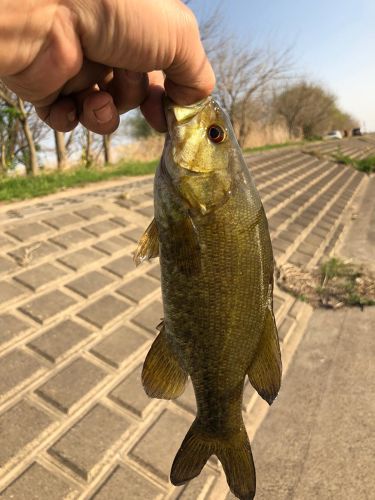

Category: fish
[134, 96, 282, 500]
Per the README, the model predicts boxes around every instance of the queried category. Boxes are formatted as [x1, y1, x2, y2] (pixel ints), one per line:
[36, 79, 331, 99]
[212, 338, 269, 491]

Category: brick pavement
[0, 137, 370, 499]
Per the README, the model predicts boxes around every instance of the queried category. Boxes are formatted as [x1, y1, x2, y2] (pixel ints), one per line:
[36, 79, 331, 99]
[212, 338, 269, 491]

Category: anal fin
[247, 308, 282, 405]
[142, 323, 188, 399]
[134, 218, 159, 266]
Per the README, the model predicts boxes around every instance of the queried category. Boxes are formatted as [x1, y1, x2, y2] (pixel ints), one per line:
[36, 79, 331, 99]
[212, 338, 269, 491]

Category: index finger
[163, 8, 215, 105]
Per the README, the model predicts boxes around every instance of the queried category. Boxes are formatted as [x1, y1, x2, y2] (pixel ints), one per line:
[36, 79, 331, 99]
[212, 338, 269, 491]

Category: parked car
[324, 130, 343, 140]
[352, 128, 362, 136]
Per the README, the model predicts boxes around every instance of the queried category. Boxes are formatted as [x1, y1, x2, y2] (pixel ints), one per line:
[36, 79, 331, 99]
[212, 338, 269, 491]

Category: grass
[244, 139, 316, 153]
[0, 159, 158, 202]
[277, 257, 374, 309]
[318, 258, 375, 308]
[332, 151, 375, 174]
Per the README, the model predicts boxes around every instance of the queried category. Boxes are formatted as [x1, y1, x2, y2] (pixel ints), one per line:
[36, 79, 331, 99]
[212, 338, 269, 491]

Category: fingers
[79, 90, 120, 134]
[36, 68, 150, 134]
[107, 69, 149, 114]
[163, 7, 216, 105]
[141, 71, 166, 132]
[36, 97, 78, 132]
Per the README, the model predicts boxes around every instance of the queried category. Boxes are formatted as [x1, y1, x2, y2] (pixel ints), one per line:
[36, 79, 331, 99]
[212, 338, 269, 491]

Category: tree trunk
[17, 98, 39, 175]
[54, 130, 67, 170]
[103, 134, 112, 164]
[85, 129, 93, 168]
[1, 143, 6, 173]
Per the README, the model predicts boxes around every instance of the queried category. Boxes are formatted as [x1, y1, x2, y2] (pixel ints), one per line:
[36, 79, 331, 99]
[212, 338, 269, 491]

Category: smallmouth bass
[134, 96, 282, 500]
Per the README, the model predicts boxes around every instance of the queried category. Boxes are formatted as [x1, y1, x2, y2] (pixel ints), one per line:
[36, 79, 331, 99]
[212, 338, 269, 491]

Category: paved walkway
[0, 136, 372, 498]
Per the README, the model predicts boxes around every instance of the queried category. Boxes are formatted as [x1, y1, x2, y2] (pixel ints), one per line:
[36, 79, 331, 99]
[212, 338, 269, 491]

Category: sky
[190, 0, 375, 131]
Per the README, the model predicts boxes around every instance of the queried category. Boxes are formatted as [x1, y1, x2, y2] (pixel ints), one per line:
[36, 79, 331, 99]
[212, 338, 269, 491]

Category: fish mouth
[163, 95, 211, 136]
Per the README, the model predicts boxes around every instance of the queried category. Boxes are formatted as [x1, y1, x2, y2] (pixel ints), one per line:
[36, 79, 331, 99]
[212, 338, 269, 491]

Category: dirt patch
[277, 258, 375, 309]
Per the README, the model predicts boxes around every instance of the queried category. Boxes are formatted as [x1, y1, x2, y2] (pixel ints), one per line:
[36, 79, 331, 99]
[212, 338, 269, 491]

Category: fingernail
[93, 103, 113, 123]
[67, 110, 76, 122]
[125, 70, 144, 82]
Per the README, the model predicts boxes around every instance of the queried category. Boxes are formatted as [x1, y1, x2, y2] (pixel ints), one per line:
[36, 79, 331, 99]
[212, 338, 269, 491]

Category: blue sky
[190, 0, 375, 130]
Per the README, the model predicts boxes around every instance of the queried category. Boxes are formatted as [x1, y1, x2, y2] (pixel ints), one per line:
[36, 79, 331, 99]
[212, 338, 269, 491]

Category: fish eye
[207, 124, 226, 144]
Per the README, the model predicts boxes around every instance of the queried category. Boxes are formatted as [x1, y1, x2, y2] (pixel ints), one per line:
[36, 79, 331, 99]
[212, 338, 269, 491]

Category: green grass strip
[0, 160, 158, 202]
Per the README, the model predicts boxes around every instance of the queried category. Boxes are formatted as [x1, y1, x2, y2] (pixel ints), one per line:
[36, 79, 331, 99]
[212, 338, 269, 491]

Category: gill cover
[165, 97, 234, 214]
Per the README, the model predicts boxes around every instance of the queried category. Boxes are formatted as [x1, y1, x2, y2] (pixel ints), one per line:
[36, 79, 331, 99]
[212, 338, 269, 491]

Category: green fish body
[135, 97, 282, 500]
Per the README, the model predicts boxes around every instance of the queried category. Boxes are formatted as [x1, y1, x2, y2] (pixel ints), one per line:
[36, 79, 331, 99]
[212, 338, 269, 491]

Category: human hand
[0, 0, 215, 133]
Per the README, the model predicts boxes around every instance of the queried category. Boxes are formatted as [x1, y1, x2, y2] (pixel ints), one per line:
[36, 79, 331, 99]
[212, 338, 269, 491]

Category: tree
[273, 82, 355, 139]
[103, 134, 113, 164]
[126, 110, 155, 140]
[53, 131, 68, 170]
[0, 83, 43, 175]
[213, 41, 291, 146]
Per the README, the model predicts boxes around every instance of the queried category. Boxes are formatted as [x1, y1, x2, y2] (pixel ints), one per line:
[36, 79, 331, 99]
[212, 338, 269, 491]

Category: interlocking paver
[14, 263, 67, 291]
[83, 219, 121, 237]
[137, 206, 154, 218]
[0, 280, 26, 303]
[130, 409, 193, 482]
[0, 350, 44, 401]
[90, 324, 148, 368]
[147, 265, 161, 280]
[50, 228, 92, 249]
[288, 251, 312, 267]
[103, 255, 135, 278]
[131, 300, 163, 334]
[36, 358, 108, 413]
[0, 234, 13, 248]
[5, 222, 50, 242]
[0, 255, 16, 275]
[1, 462, 79, 499]
[92, 464, 164, 499]
[117, 275, 160, 303]
[27, 319, 92, 362]
[66, 270, 115, 298]
[109, 365, 153, 418]
[110, 216, 129, 227]
[121, 227, 143, 243]
[58, 247, 104, 271]
[0, 401, 54, 467]
[74, 206, 108, 220]
[0, 313, 31, 347]
[8, 241, 60, 263]
[93, 235, 131, 255]
[298, 241, 318, 257]
[49, 404, 132, 480]
[174, 468, 218, 499]
[278, 315, 296, 342]
[78, 295, 131, 328]
[19, 290, 77, 324]
[43, 213, 82, 229]
[0, 140, 366, 497]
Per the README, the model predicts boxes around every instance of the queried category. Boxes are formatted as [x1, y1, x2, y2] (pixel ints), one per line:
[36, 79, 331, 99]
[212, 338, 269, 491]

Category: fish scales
[134, 96, 282, 500]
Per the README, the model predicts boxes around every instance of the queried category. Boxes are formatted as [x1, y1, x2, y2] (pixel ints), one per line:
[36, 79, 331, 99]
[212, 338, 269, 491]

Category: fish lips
[163, 95, 211, 137]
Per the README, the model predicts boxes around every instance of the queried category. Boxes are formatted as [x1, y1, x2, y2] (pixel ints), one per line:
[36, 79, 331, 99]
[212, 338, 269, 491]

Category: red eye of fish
[207, 124, 226, 144]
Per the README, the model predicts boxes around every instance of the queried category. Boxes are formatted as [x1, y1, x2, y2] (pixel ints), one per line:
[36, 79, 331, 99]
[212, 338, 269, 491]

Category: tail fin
[171, 419, 256, 500]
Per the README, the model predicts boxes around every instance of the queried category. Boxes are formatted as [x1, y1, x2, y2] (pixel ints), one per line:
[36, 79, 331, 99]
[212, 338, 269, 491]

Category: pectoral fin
[170, 215, 201, 276]
[247, 308, 282, 405]
[142, 323, 188, 399]
[134, 218, 159, 266]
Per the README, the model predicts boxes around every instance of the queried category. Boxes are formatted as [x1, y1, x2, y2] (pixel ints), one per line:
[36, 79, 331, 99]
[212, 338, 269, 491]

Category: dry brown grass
[277, 259, 375, 309]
